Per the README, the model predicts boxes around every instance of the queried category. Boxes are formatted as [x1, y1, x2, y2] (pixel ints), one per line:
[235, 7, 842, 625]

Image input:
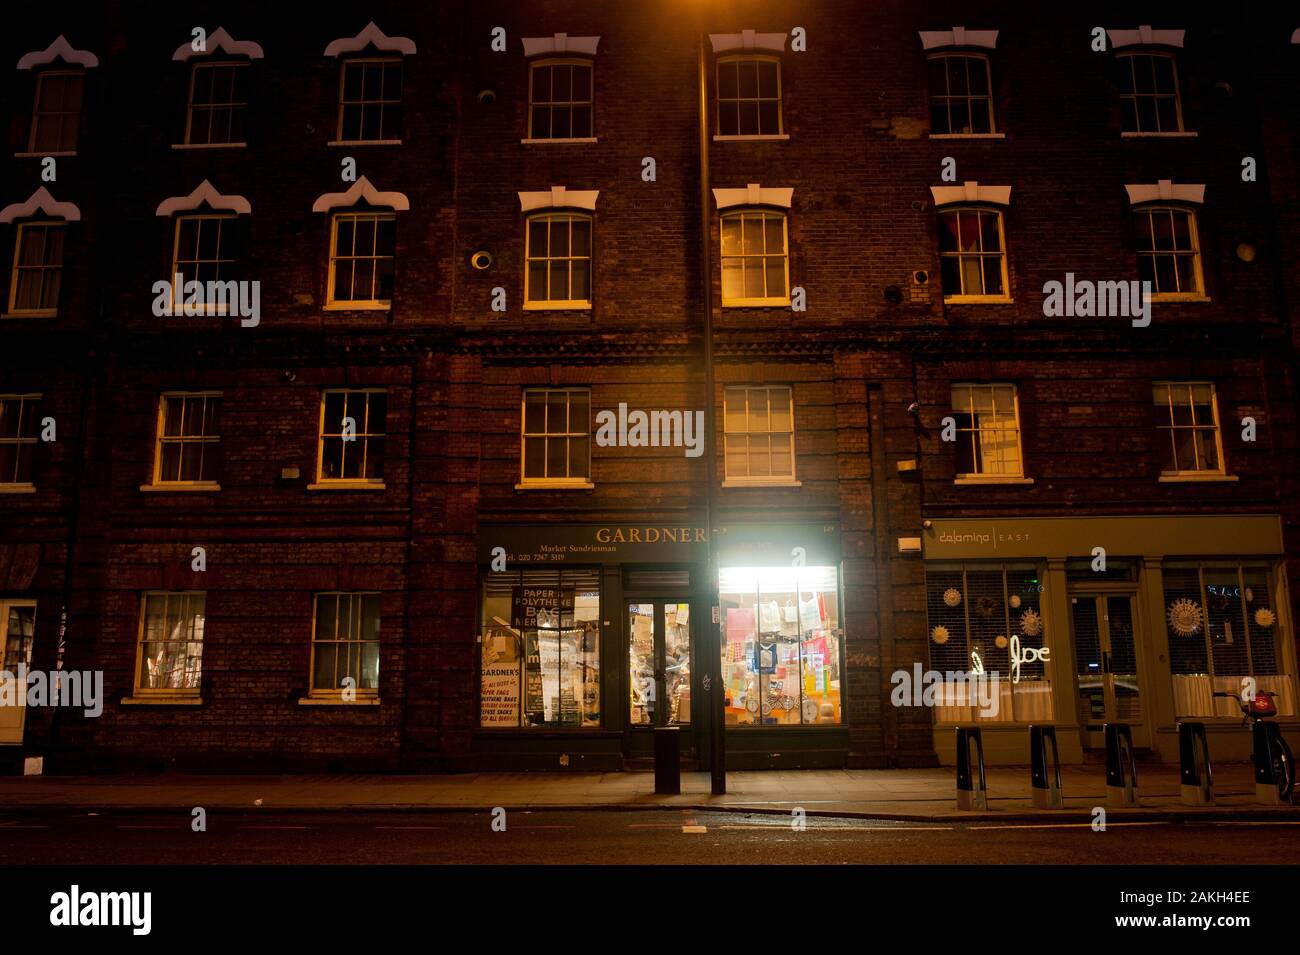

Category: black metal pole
[698, 30, 725, 795]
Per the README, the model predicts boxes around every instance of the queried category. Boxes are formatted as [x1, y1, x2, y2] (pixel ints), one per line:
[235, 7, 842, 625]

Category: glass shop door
[1071, 592, 1146, 748]
[626, 600, 693, 756]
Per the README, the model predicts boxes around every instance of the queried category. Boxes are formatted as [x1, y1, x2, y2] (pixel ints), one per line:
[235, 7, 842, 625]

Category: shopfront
[922, 515, 1298, 765]
[474, 521, 847, 770]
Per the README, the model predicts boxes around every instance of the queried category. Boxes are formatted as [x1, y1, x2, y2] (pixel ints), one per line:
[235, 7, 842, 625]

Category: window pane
[938, 213, 959, 252]
[758, 101, 779, 134]
[757, 62, 778, 97]
[523, 437, 545, 477]
[738, 102, 759, 135]
[573, 65, 591, 101]
[738, 61, 759, 98]
[528, 218, 548, 257]
[572, 105, 592, 138]
[527, 261, 548, 301]
[743, 258, 764, 298]
[718, 62, 738, 99]
[546, 436, 567, 477]
[961, 258, 983, 294]
[982, 256, 1004, 295]
[570, 219, 590, 256]
[947, 57, 969, 96]
[765, 257, 785, 298]
[721, 259, 744, 301]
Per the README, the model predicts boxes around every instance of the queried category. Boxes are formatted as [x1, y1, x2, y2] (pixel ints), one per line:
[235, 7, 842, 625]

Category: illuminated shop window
[718, 565, 841, 726]
[134, 592, 205, 696]
[924, 563, 1052, 722]
[479, 569, 601, 728]
[1163, 562, 1294, 718]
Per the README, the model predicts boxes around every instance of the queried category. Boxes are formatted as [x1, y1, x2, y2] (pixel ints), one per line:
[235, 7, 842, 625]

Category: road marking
[972, 822, 1169, 830]
[375, 826, 443, 830]
[627, 823, 681, 829]
[1201, 820, 1300, 826]
[718, 824, 953, 832]
[117, 825, 180, 830]
[517, 824, 576, 829]
[239, 825, 312, 830]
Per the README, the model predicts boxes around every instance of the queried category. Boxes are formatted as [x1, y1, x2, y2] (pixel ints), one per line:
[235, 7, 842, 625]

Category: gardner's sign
[480, 523, 709, 564]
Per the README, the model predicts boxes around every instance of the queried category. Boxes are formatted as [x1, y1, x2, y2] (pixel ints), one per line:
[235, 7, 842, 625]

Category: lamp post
[697, 27, 726, 795]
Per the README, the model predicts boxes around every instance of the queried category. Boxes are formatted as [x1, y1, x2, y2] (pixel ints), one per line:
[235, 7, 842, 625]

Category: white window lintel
[312, 176, 410, 213]
[155, 180, 251, 216]
[172, 27, 265, 61]
[1107, 25, 1185, 49]
[713, 183, 793, 210]
[919, 27, 999, 50]
[324, 21, 417, 57]
[518, 186, 599, 212]
[16, 35, 98, 70]
[930, 182, 1011, 206]
[709, 30, 787, 54]
[1125, 180, 1205, 205]
[522, 34, 600, 57]
[0, 186, 80, 223]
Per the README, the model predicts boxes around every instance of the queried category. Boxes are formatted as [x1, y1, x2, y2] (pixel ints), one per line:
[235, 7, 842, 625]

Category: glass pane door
[1071, 593, 1142, 738]
[628, 601, 692, 727]
[629, 603, 656, 726]
[665, 603, 691, 724]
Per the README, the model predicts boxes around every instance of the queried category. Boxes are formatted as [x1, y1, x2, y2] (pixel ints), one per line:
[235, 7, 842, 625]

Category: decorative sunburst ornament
[1168, 598, 1203, 637]
[931, 626, 950, 645]
[1019, 608, 1042, 637]
[995, 634, 1008, 649]
[1255, 608, 1276, 629]
[1009, 595, 1021, 609]
[943, 588, 962, 608]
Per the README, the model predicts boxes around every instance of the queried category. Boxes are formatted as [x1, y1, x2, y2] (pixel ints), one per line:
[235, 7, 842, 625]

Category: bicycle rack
[1104, 722, 1139, 807]
[1252, 721, 1288, 805]
[955, 726, 987, 811]
[1178, 721, 1213, 806]
[1029, 724, 1063, 809]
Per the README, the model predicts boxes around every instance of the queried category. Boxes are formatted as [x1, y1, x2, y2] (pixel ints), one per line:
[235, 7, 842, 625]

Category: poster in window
[480, 627, 521, 726]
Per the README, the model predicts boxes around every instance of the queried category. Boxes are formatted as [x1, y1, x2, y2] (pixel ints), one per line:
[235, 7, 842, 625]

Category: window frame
[334, 56, 404, 145]
[308, 591, 382, 701]
[1134, 204, 1206, 301]
[950, 383, 1028, 483]
[937, 205, 1011, 303]
[523, 211, 594, 310]
[326, 210, 397, 309]
[1116, 50, 1186, 136]
[926, 51, 998, 137]
[132, 591, 206, 699]
[183, 60, 250, 147]
[6, 220, 66, 317]
[722, 384, 798, 486]
[715, 54, 786, 139]
[518, 387, 593, 489]
[1153, 380, 1228, 480]
[314, 388, 388, 488]
[27, 68, 84, 155]
[149, 391, 222, 489]
[0, 393, 41, 490]
[719, 207, 791, 307]
[525, 57, 596, 143]
[169, 214, 238, 312]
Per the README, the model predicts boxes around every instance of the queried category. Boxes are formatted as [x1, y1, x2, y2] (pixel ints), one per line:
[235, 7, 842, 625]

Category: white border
[1124, 180, 1205, 205]
[929, 182, 1011, 206]
[17, 35, 98, 70]
[172, 27, 264, 62]
[521, 34, 600, 57]
[324, 22, 417, 57]
[155, 180, 251, 216]
[0, 187, 80, 223]
[312, 176, 410, 213]
[517, 186, 599, 212]
[713, 183, 793, 209]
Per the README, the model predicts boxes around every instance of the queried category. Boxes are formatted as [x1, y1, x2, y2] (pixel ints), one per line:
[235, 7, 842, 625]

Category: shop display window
[479, 569, 601, 728]
[718, 566, 841, 725]
[1163, 562, 1295, 718]
[924, 562, 1052, 722]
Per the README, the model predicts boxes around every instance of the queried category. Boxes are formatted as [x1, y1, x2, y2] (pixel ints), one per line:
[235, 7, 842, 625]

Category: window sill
[324, 302, 391, 311]
[140, 482, 221, 493]
[327, 140, 402, 147]
[171, 142, 247, 150]
[0, 485, 37, 494]
[944, 296, 1014, 304]
[928, 133, 1005, 140]
[1158, 474, 1238, 483]
[298, 696, 381, 706]
[2, 310, 58, 319]
[306, 482, 387, 491]
[713, 134, 789, 142]
[1151, 294, 1211, 303]
[722, 299, 792, 308]
[1121, 131, 1197, 139]
[14, 151, 76, 158]
[515, 481, 595, 491]
[523, 302, 592, 311]
[520, 137, 598, 145]
[722, 479, 802, 488]
[120, 695, 203, 706]
[954, 476, 1034, 486]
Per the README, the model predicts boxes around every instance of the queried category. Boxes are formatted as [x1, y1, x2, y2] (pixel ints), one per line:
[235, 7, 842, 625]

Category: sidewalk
[0, 763, 1295, 821]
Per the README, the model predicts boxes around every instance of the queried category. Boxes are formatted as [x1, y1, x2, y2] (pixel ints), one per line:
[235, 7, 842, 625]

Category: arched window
[716, 55, 782, 137]
[720, 208, 788, 306]
[1134, 205, 1203, 297]
[937, 206, 1008, 301]
[1116, 51, 1183, 133]
[926, 52, 995, 135]
[528, 58, 593, 140]
[525, 211, 592, 308]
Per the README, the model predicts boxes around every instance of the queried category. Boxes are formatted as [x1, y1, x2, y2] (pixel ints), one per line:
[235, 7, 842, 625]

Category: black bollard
[654, 726, 681, 795]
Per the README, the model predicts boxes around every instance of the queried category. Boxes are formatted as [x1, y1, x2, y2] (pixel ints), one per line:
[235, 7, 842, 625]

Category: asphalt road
[2, 809, 1298, 864]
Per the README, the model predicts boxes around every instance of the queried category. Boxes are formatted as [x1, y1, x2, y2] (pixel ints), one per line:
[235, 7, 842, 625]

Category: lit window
[1135, 206, 1203, 297]
[720, 209, 788, 305]
[317, 389, 387, 485]
[1, 600, 36, 673]
[7, 222, 65, 315]
[152, 392, 221, 486]
[951, 384, 1024, 478]
[528, 60, 593, 139]
[171, 215, 236, 307]
[311, 592, 380, 698]
[0, 394, 41, 487]
[938, 207, 1007, 300]
[184, 62, 248, 145]
[135, 592, 205, 696]
[328, 212, 395, 306]
[927, 53, 995, 134]
[1117, 52, 1183, 133]
[520, 387, 590, 486]
[716, 56, 782, 136]
[1153, 382, 1225, 476]
[337, 58, 403, 142]
[724, 385, 795, 483]
[525, 213, 592, 308]
[28, 70, 83, 153]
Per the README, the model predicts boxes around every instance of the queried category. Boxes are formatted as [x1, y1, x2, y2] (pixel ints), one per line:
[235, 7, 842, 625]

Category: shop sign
[713, 523, 840, 567]
[480, 524, 708, 564]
